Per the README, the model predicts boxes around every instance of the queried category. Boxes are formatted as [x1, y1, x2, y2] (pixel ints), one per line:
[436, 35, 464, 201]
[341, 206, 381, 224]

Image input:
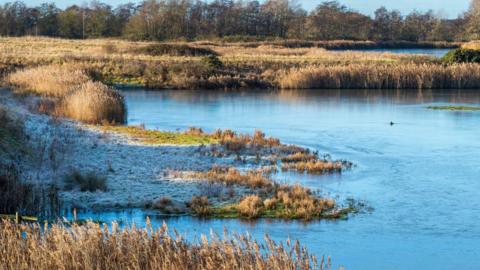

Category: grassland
[0, 37, 474, 90]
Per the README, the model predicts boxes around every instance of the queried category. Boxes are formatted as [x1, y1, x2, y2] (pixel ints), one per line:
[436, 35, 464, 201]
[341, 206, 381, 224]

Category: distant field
[0, 37, 477, 90]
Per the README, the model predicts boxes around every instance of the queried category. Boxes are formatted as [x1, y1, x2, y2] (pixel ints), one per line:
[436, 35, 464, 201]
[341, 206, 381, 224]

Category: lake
[75, 89, 480, 270]
[341, 48, 451, 58]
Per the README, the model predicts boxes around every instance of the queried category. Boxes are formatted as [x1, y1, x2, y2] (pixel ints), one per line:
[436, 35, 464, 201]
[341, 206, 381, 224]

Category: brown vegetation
[188, 196, 211, 216]
[0, 220, 328, 270]
[213, 129, 281, 152]
[5, 64, 127, 124]
[282, 161, 343, 174]
[6, 65, 89, 97]
[278, 63, 480, 89]
[238, 195, 264, 218]
[192, 167, 274, 189]
[1, 37, 469, 91]
[59, 81, 126, 124]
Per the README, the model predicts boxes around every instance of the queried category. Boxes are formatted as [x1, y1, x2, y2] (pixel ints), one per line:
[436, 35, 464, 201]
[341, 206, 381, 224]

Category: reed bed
[5, 64, 127, 124]
[6, 65, 89, 97]
[0, 220, 329, 270]
[59, 81, 126, 124]
[278, 63, 480, 89]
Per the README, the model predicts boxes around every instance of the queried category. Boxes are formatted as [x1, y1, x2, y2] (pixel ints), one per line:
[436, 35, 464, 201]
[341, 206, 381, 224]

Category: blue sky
[13, 0, 472, 19]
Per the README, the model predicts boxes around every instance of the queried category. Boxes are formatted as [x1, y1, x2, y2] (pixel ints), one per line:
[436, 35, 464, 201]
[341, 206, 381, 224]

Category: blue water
[78, 89, 480, 270]
[347, 48, 451, 58]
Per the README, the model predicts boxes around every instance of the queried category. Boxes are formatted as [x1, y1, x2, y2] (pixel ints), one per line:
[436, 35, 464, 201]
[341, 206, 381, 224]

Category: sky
[10, 0, 473, 19]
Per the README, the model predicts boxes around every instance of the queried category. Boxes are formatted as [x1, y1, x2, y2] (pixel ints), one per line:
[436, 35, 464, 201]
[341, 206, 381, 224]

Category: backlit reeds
[6, 65, 126, 124]
[59, 81, 126, 124]
[0, 220, 328, 270]
[278, 63, 480, 89]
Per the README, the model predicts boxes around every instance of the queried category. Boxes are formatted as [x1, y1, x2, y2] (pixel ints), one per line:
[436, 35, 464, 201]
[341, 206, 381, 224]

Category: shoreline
[0, 89, 358, 221]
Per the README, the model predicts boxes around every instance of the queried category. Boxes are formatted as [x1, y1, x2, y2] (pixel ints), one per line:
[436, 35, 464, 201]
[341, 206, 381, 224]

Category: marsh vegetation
[0, 37, 478, 91]
[0, 220, 330, 270]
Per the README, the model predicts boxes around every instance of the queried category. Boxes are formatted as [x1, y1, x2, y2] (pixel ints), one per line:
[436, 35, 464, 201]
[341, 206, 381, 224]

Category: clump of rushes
[281, 160, 344, 174]
[188, 196, 211, 216]
[213, 129, 280, 152]
[59, 81, 127, 124]
[238, 195, 263, 218]
[0, 220, 328, 269]
[281, 152, 352, 174]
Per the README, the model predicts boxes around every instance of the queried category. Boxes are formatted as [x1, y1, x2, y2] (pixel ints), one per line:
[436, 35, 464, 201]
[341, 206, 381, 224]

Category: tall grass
[278, 63, 480, 89]
[59, 81, 126, 124]
[6, 65, 89, 97]
[0, 220, 329, 270]
[6, 65, 127, 124]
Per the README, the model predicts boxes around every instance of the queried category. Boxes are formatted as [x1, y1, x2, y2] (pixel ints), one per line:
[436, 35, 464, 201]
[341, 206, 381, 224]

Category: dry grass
[1, 37, 468, 90]
[272, 184, 337, 220]
[213, 129, 281, 152]
[185, 167, 347, 221]
[59, 81, 126, 124]
[6, 65, 89, 97]
[278, 63, 480, 89]
[462, 41, 480, 50]
[192, 167, 274, 189]
[237, 195, 264, 218]
[281, 161, 343, 174]
[5, 64, 127, 124]
[0, 220, 329, 270]
[188, 196, 211, 216]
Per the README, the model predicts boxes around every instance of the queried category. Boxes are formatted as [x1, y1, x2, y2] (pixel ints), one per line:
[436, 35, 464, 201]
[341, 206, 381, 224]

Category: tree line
[0, 0, 479, 41]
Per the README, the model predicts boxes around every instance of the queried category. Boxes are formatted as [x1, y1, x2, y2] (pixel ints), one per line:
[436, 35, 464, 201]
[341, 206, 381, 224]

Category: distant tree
[58, 5, 84, 38]
[464, 0, 480, 40]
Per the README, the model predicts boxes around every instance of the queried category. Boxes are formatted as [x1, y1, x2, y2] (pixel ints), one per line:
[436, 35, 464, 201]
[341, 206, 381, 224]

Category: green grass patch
[427, 105, 480, 111]
[100, 125, 219, 145]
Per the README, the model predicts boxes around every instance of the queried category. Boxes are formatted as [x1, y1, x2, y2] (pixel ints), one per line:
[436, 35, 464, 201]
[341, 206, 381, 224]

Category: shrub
[188, 196, 211, 216]
[132, 43, 217, 56]
[59, 81, 127, 124]
[64, 170, 107, 192]
[202, 55, 223, 69]
[238, 195, 263, 218]
[442, 48, 480, 64]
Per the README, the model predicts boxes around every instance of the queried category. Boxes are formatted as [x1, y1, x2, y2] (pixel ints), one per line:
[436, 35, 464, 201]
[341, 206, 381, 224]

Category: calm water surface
[79, 89, 480, 270]
[345, 48, 451, 57]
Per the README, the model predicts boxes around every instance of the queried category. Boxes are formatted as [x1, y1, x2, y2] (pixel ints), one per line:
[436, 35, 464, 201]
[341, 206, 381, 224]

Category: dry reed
[59, 81, 126, 124]
[278, 63, 480, 89]
[6, 65, 89, 97]
[0, 220, 328, 270]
